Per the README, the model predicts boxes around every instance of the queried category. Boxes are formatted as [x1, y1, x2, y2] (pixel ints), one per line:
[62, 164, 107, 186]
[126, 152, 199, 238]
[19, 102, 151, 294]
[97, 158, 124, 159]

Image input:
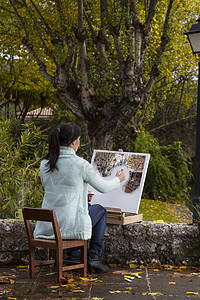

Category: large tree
[1, 0, 199, 149]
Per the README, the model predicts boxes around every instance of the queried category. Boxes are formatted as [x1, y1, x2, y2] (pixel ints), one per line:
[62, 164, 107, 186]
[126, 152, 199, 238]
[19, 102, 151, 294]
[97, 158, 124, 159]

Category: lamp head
[185, 18, 200, 54]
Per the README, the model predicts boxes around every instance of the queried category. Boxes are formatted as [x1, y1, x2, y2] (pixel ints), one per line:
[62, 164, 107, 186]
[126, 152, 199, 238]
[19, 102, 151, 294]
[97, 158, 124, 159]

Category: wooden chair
[22, 207, 87, 282]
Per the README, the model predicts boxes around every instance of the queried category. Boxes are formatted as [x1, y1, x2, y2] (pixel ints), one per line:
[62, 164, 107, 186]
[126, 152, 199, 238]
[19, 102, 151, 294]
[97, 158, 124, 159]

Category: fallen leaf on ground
[109, 290, 122, 294]
[169, 272, 193, 278]
[161, 264, 174, 269]
[109, 290, 132, 294]
[72, 289, 85, 293]
[46, 272, 57, 276]
[61, 284, 75, 289]
[142, 291, 163, 296]
[16, 265, 28, 269]
[186, 291, 199, 295]
[112, 270, 132, 275]
[139, 265, 146, 269]
[135, 274, 142, 279]
[129, 264, 138, 269]
[168, 282, 176, 285]
[91, 298, 104, 300]
[0, 277, 15, 285]
[131, 271, 144, 275]
[153, 269, 159, 272]
[124, 278, 133, 282]
[9, 280, 15, 285]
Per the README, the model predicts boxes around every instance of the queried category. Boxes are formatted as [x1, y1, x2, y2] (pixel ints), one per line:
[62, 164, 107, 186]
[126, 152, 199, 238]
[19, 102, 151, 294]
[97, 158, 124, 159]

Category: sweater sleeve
[82, 159, 120, 193]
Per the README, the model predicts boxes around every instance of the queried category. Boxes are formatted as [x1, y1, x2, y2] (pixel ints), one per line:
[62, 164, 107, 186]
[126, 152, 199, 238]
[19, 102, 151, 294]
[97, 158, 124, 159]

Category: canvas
[89, 150, 150, 214]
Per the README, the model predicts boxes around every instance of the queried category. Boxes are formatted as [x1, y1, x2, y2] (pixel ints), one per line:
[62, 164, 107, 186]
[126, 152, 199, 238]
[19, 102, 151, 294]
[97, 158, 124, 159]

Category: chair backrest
[22, 207, 62, 245]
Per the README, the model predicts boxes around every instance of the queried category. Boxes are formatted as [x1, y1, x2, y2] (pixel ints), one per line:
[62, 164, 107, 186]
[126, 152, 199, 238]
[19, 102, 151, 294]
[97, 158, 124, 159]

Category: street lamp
[185, 18, 200, 220]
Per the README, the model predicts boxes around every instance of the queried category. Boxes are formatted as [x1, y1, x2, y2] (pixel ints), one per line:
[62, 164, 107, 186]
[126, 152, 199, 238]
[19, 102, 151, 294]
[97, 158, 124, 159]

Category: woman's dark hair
[45, 122, 82, 172]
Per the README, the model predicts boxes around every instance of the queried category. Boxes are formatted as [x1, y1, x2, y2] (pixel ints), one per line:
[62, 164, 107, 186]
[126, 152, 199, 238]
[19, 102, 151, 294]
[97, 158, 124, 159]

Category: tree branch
[77, 0, 92, 113]
[144, 0, 174, 95]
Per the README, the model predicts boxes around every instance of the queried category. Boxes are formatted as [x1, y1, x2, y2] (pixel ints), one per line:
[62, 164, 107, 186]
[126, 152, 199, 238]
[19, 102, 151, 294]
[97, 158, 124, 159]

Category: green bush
[134, 130, 193, 204]
[0, 118, 47, 218]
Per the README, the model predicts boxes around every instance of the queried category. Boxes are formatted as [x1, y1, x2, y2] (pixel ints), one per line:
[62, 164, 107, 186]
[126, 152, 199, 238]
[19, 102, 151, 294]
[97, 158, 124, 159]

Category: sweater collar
[59, 146, 76, 157]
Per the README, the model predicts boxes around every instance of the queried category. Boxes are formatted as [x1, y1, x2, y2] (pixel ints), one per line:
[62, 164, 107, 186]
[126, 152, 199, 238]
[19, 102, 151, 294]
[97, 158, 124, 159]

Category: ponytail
[45, 128, 60, 172]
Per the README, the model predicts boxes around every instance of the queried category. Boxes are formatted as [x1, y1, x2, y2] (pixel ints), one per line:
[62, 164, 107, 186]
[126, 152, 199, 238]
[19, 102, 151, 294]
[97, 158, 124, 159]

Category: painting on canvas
[89, 150, 150, 214]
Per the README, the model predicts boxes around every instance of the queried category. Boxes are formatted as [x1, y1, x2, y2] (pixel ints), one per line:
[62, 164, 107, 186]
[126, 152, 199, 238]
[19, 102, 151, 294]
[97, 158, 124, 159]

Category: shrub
[0, 118, 47, 218]
[134, 130, 193, 204]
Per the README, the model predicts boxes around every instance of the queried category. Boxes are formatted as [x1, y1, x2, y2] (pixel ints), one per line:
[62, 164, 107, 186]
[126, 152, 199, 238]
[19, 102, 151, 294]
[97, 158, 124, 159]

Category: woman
[34, 122, 126, 274]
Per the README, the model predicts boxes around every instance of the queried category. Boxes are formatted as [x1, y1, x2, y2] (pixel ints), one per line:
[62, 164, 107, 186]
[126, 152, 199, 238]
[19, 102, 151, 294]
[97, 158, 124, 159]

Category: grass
[138, 198, 182, 223]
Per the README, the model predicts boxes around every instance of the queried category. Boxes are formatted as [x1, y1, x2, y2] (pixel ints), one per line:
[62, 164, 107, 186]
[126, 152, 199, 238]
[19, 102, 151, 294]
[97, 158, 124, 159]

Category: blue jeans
[88, 203, 107, 257]
[67, 203, 107, 257]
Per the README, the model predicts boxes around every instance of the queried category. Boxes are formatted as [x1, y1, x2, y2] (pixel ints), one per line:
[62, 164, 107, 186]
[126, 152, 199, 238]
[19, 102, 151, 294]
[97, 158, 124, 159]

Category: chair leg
[29, 246, 35, 278]
[80, 241, 87, 278]
[56, 247, 63, 282]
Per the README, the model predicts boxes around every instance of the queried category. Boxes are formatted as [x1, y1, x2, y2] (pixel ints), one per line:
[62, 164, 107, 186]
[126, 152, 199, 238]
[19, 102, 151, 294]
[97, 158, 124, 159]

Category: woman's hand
[88, 191, 94, 202]
[116, 169, 126, 182]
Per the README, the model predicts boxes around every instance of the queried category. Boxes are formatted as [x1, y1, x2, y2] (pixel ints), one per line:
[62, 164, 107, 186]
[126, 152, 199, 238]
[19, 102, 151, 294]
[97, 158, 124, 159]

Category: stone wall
[1, 219, 200, 266]
[104, 222, 200, 266]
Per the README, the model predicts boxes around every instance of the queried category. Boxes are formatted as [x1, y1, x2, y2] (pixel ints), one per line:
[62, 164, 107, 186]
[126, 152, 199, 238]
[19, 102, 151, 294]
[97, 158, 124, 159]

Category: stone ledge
[1, 219, 200, 266]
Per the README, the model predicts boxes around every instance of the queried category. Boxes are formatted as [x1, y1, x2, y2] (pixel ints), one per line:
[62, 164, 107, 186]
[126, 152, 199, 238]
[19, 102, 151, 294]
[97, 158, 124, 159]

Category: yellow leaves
[180, 266, 187, 269]
[2, 204, 7, 210]
[129, 263, 138, 269]
[49, 285, 60, 289]
[142, 291, 163, 296]
[16, 265, 29, 271]
[168, 282, 176, 285]
[169, 272, 193, 278]
[134, 273, 142, 279]
[109, 289, 134, 294]
[186, 291, 199, 295]
[72, 289, 85, 293]
[139, 265, 146, 269]
[112, 270, 132, 275]
[0, 277, 15, 285]
[46, 272, 57, 276]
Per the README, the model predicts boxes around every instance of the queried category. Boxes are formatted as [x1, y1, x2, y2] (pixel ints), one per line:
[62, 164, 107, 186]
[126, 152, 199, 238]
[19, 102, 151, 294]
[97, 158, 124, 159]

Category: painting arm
[82, 160, 125, 193]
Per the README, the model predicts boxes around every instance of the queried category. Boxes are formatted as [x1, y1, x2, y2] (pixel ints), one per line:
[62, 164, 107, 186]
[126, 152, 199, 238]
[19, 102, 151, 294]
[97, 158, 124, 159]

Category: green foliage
[0, 118, 47, 218]
[134, 130, 192, 204]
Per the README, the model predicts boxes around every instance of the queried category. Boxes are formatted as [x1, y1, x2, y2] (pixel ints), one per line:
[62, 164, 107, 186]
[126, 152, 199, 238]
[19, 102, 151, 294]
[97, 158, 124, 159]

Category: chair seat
[31, 238, 86, 248]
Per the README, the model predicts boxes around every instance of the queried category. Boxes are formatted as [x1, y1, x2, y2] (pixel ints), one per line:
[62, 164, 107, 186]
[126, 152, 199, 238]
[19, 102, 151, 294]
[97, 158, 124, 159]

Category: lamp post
[185, 18, 200, 220]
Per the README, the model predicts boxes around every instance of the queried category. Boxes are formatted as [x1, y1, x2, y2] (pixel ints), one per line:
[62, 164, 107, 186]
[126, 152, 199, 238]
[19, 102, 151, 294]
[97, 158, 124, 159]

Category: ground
[1, 264, 200, 299]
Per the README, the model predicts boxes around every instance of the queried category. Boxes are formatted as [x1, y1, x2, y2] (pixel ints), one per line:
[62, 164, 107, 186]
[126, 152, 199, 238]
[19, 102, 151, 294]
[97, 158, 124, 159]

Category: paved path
[0, 264, 200, 299]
